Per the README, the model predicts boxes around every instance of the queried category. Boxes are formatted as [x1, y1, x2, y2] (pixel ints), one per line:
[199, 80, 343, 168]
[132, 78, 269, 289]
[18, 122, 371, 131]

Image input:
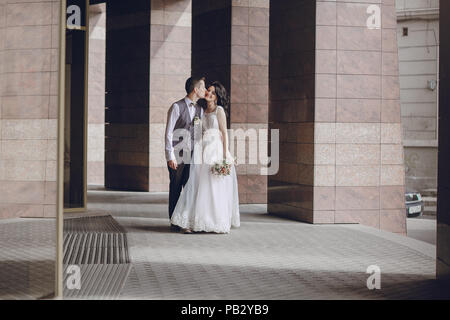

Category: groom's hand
[168, 159, 178, 170]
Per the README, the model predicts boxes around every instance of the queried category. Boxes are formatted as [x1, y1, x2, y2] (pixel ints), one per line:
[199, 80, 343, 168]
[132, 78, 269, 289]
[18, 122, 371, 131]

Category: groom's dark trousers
[168, 162, 190, 219]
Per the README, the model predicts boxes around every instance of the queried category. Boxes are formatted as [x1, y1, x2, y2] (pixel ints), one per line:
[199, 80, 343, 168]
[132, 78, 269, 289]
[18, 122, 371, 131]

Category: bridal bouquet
[211, 159, 233, 177]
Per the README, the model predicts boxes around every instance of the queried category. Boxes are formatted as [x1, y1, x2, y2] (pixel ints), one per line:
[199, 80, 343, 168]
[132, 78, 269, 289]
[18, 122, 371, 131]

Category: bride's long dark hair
[209, 81, 230, 119]
[197, 81, 230, 120]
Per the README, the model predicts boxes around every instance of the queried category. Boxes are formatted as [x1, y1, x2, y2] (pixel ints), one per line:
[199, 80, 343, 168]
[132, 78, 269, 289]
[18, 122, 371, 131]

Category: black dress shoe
[170, 224, 181, 232]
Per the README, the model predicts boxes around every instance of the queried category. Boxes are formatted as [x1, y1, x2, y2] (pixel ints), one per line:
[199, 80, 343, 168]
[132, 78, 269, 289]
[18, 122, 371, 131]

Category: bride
[170, 81, 240, 234]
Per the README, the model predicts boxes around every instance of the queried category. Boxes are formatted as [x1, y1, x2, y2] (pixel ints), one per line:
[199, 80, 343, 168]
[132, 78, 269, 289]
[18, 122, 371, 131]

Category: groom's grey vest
[172, 98, 202, 163]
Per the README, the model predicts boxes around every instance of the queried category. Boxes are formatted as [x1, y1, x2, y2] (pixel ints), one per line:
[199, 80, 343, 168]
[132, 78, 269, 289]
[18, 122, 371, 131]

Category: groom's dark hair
[185, 76, 205, 95]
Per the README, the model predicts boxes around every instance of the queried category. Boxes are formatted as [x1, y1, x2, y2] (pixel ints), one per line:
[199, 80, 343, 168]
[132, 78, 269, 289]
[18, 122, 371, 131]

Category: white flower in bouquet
[211, 158, 234, 177]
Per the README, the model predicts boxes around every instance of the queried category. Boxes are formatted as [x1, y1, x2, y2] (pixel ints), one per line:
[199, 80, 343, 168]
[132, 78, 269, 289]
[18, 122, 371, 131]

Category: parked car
[405, 192, 424, 217]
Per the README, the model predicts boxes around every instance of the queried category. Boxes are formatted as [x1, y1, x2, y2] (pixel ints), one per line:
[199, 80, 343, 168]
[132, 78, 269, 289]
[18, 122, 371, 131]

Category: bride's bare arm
[217, 107, 228, 160]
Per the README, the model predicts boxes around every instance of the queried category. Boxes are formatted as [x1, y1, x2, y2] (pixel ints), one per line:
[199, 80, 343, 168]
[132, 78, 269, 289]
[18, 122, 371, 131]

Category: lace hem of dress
[171, 213, 240, 234]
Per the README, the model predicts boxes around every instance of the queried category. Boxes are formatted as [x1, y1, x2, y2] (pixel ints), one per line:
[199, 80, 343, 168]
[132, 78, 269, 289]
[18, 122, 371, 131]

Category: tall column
[0, 0, 59, 219]
[105, 0, 150, 191]
[192, 0, 231, 90]
[105, 0, 192, 192]
[437, 0, 450, 281]
[231, 0, 269, 204]
[269, 0, 406, 234]
[148, 0, 192, 192]
[87, 3, 106, 186]
[268, 0, 316, 222]
[192, 0, 269, 204]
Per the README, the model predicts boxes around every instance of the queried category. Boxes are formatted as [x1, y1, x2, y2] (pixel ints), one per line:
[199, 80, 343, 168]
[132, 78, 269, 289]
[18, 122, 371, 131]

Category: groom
[165, 76, 206, 231]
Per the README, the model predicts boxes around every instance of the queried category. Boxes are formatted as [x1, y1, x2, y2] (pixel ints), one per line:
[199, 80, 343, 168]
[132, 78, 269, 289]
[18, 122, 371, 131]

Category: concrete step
[424, 206, 436, 216]
[421, 189, 437, 197]
[422, 196, 437, 207]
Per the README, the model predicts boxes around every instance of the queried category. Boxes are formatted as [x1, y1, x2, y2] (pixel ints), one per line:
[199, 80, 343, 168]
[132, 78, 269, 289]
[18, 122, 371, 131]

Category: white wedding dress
[171, 106, 240, 233]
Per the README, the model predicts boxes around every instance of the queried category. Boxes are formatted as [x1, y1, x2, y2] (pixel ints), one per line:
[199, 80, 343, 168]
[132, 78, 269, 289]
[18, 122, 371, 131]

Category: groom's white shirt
[165, 96, 203, 162]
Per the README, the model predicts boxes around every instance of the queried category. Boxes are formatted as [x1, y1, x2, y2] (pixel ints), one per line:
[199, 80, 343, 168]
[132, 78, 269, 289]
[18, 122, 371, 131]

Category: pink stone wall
[0, 1, 406, 235]
[103, 0, 270, 201]
[230, 0, 269, 204]
[192, 0, 270, 204]
[0, 0, 59, 219]
[149, 0, 192, 192]
[104, 0, 151, 191]
[268, 0, 316, 222]
[314, 0, 406, 234]
[87, 3, 105, 186]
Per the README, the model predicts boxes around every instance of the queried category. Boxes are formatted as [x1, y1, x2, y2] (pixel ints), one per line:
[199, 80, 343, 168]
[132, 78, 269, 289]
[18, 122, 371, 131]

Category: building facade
[0, 0, 407, 235]
[0, 0, 60, 219]
[87, 3, 106, 186]
[396, 0, 439, 193]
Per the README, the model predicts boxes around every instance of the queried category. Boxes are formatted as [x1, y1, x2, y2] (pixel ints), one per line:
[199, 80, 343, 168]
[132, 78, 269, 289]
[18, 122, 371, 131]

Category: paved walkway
[406, 218, 436, 245]
[0, 188, 448, 299]
[0, 218, 55, 300]
[88, 189, 447, 300]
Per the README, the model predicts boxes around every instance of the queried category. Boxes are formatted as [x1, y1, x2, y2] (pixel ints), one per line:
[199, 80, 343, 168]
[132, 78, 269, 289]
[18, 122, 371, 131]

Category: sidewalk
[0, 189, 448, 300]
[0, 218, 55, 300]
[406, 217, 436, 245]
[89, 189, 447, 300]
[117, 216, 443, 299]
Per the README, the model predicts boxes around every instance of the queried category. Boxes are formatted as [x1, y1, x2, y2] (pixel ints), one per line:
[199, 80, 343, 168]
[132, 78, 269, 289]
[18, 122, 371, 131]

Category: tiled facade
[230, 0, 269, 204]
[0, 0, 59, 219]
[104, 0, 152, 190]
[192, 0, 269, 204]
[268, 0, 406, 235]
[87, 3, 105, 186]
[325, 0, 405, 234]
[268, 0, 316, 222]
[0, 0, 406, 234]
[103, 0, 191, 192]
[149, 0, 192, 192]
[396, 0, 439, 193]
